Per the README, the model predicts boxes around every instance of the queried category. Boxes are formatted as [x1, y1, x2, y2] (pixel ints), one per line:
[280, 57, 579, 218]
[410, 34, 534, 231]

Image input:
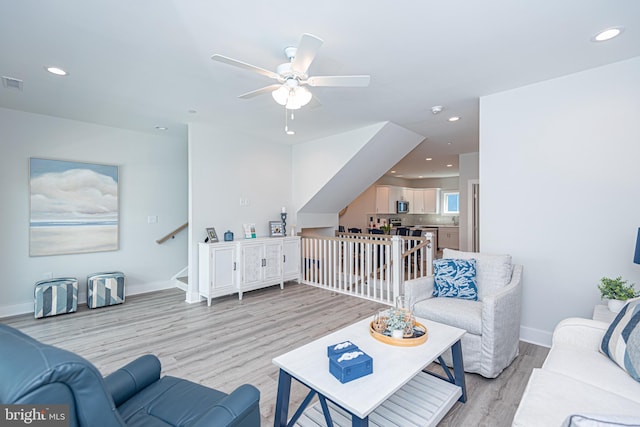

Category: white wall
[459, 152, 479, 251]
[480, 57, 640, 346]
[0, 108, 188, 316]
[186, 123, 292, 302]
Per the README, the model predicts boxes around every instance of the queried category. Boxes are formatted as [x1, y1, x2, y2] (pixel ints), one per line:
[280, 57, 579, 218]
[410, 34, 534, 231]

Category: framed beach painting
[29, 158, 119, 256]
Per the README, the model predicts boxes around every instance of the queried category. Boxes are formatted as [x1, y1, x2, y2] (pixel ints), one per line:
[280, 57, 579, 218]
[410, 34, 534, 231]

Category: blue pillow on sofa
[433, 258, 478, 301]
[600, 297, 640, 382]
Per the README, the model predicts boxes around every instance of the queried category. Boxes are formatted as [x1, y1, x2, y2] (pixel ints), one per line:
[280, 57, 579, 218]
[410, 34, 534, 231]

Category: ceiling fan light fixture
[295, 86, 312, 106]
[273, 85, 312, 110]
[272, 86, 289, 105]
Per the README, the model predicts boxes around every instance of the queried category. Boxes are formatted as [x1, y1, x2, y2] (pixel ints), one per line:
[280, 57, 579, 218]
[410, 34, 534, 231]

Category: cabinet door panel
[241, 244, 263, 286]
[263, 241, 283, 281]
[423, 189, 440, 213]
[213, 246, 236, 289]
[283, 238, 300, 280]
[375, 186, 391, 214]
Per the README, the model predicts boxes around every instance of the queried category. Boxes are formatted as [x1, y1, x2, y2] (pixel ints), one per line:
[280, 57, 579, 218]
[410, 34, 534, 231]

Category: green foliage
[380, 224, 392, 234]
[597, 276, 638, 300]
[386, 308, 409, 330]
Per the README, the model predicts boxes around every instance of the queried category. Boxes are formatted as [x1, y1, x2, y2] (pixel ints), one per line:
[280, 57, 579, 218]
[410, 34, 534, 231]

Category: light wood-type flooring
[1, 283, 548, 426]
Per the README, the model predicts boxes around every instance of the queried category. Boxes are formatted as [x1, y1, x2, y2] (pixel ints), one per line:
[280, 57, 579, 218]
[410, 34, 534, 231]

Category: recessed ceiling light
[390, 170, 396, 174]
[425, 158, 432, 161]
[286, 130, 295, 135]
[592, 27, 624, 42]
[447, 141, 453, 145]
[418, 175, 424, 178]
[446, 164, 453, 167]
[448, 116, 460, 122]
[155, 125, 168, 131]
[45, 66, 67, 76]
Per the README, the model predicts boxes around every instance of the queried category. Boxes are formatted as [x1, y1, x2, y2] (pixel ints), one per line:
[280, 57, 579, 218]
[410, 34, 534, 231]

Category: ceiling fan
[211, 33, 370, 110]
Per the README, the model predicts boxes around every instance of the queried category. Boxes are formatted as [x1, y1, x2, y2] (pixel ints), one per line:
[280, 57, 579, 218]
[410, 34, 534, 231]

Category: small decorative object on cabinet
[269, 221, 284, 237]
[205, 227, 218, 243]
[597, 276, 638, 313]
[224, 230, 234, 241]
[280, 207, 287, 236]
[243, 223, 256, 239]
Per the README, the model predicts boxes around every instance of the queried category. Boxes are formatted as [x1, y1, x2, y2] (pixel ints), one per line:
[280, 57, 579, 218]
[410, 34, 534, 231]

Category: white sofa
[512, 317, 640, 426]
[405, 249, 523, 378]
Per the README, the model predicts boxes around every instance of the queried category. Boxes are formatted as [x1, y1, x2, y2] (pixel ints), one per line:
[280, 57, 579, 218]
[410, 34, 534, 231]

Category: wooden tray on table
[369, 321, 428, 347]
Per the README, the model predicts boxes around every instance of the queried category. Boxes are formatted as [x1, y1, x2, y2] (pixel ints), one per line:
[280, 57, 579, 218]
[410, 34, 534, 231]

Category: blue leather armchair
[0, 324, 260, 426]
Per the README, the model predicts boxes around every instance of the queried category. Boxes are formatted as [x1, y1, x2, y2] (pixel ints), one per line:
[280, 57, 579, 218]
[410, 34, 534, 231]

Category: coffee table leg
[351, 415, 369, 427]
[274, 369, 292, 427]
[451, 339, 467, 403]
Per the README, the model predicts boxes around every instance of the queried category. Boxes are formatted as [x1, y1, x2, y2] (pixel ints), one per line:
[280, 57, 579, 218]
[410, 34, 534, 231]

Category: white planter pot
[608, 299, 627, 313]
[391, 329, 404, 339]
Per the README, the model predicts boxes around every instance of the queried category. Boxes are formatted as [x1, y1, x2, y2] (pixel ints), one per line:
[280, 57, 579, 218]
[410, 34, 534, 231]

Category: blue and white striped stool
[87, 271, 125, 309]
[34, 277, 78, 319]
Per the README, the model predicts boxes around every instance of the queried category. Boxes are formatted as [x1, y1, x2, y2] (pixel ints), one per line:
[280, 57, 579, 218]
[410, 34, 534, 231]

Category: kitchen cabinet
[438, 227, 459, 250]
[410, 189, 440, 214]
[375, 185, 401, 214]
[375, 185, 441, 214]
[198, 236, 301, 304]
[198, 242, 237, 306]
[422, 189, 440, 214]
[401, 187, 414, 206]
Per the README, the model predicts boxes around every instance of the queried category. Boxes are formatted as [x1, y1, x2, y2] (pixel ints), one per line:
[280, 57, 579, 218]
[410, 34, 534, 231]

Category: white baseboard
[520, 325, 552, 348]
[0, 280, 182, 319]
[0, 302, 34, 319]
[185, 291, 202, 304]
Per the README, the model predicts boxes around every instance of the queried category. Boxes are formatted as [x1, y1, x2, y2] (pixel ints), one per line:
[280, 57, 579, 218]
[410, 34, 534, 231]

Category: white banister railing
[300, 231, 433, 306]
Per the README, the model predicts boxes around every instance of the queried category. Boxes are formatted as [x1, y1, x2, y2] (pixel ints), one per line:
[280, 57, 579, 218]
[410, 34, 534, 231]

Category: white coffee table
[272, 315, 466, 427]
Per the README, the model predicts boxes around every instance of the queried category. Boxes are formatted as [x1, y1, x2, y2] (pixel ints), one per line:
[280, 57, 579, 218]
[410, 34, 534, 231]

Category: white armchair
[405, 249, 523, 378]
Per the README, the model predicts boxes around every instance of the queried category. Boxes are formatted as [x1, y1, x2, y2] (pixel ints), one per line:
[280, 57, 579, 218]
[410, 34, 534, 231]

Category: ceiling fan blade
[291, 33, 323, 75]
[211, 54, 280, 80]
[306, 75, 371, 87]
[238, 84, 282, 99]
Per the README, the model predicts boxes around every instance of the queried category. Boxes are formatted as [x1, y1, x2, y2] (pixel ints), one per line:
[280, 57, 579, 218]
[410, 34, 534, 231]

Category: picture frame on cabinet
[243, 223, 257, 239]
[205, 227, 218, 243]
[269, 221, 284, 237]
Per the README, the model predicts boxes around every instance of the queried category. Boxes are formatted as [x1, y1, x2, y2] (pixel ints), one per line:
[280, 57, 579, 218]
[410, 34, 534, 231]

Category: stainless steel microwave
[396, 200, 409, 213]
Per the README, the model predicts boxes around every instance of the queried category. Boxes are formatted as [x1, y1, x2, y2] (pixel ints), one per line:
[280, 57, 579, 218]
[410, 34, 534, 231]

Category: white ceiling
[1, 1, 639, 178]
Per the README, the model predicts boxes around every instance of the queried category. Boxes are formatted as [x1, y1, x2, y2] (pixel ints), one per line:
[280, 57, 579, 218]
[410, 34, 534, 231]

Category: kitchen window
[442, 191, 459, 215]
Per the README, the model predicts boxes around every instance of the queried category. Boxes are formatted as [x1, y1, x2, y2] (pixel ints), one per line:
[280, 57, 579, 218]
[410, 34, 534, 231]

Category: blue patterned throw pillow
[433, 258, 478, 301]
[600, 297, 640, 382]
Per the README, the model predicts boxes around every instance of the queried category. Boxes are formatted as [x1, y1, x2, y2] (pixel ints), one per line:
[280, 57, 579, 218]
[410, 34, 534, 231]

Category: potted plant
[380, 224, 392, 235]
[385, 308, 411, 338]
[597, 276, 638, 313]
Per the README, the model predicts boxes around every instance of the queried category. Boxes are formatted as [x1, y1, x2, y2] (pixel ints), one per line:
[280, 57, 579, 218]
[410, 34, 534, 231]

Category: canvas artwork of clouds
[29, 158, 119, 256]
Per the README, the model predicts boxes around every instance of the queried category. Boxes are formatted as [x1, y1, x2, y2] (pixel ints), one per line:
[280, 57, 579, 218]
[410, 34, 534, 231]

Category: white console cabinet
[198, 236, 300, 305]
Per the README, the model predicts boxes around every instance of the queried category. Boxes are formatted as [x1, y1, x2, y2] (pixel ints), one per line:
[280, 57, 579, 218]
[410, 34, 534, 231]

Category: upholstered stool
[34, 277, 78, 319]
[87, 271, 125, 309]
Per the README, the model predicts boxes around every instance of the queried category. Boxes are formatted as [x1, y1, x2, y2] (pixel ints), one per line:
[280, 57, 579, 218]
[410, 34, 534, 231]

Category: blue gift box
[329, 350, 373, 383]
[327, 341, 358, 357]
